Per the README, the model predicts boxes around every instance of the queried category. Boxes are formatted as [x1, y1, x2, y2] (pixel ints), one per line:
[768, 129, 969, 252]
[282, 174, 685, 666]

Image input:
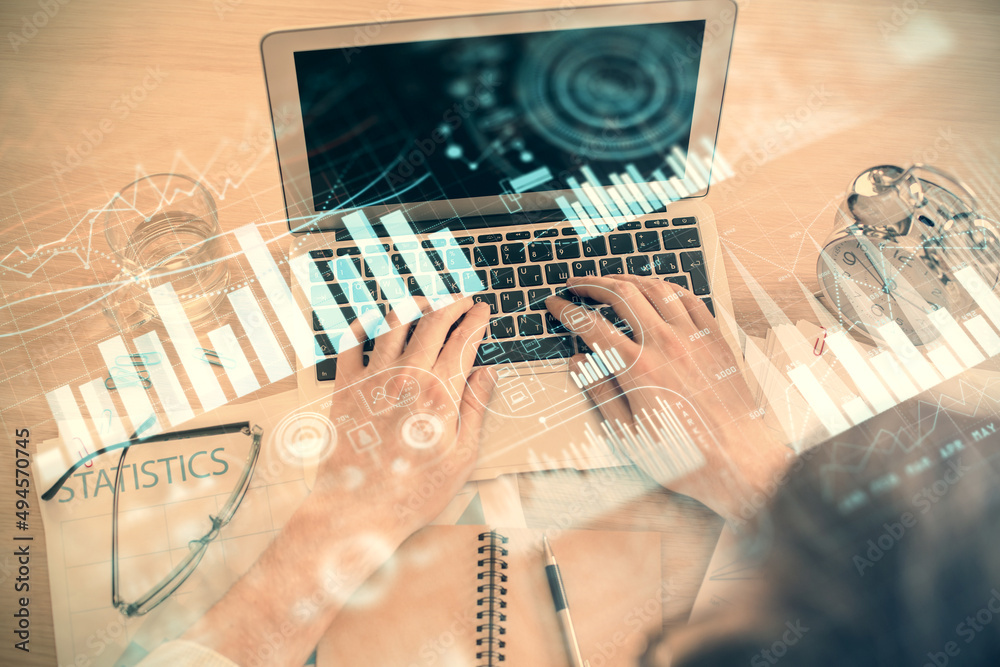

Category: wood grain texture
[1, 0, 997, 664]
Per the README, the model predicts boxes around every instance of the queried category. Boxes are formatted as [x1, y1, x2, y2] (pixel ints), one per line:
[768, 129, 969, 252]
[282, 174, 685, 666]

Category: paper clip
[115, 352, 161, 367]
[195, 347, 235, 369]
[106, 368, 152, 391]
[72, 437, 93, 468]
[813, 328, 828, 356]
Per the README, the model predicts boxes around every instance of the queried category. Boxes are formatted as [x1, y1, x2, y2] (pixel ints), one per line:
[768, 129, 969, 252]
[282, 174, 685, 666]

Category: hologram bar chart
[39, 211, 483, 481]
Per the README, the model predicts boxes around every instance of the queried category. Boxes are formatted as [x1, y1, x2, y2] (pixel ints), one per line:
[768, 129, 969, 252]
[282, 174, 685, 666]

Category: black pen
[543, 535, 588, 667]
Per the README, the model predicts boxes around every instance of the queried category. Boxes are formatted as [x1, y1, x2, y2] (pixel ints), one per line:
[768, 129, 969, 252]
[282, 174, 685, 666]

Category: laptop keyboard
[307, 216, 714, 381]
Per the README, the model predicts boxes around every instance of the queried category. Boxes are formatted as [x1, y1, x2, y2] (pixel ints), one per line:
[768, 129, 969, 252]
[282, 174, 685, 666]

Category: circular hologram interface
[399, 412, 445, 450]
[516, 26, 696, 161]
[274, 411, 337, 465]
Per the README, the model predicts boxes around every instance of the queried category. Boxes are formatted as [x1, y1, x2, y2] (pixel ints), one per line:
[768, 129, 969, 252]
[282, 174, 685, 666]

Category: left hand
[313, 297, 496, 544]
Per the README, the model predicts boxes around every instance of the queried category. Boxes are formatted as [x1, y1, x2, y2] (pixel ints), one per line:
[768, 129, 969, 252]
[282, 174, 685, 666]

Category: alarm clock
[817, 164, 1000, 346]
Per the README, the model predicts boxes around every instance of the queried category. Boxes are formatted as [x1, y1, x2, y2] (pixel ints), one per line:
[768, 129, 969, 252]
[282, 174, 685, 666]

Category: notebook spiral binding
[475, 530, 509, 665]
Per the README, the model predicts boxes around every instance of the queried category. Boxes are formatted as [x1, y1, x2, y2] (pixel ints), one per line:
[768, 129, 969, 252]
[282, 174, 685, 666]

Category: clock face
[818, 235, 962, 346]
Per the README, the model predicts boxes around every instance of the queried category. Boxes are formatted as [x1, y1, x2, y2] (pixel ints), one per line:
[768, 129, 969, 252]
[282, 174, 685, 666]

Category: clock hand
[883, 283, 932, 312]
[862, 249, 891, 290]
[859, 262, 886, 288]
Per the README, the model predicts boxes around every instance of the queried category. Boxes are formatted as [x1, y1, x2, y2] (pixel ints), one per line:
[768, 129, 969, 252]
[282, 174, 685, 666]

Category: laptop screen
[293, 20, 706, 221]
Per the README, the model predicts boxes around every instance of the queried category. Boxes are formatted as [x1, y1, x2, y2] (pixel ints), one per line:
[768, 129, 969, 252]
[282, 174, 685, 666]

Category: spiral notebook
[317, 525, 663, 666]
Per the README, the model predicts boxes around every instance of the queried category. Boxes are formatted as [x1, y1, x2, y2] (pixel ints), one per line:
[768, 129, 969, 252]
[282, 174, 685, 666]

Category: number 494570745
[15, 429, 30, 504]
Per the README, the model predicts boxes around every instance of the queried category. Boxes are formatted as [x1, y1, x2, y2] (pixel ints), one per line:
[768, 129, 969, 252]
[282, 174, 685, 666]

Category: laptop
[260, 0, 739, 479]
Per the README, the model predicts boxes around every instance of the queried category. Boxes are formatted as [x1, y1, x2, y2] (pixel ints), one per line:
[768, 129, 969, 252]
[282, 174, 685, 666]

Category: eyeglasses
[42, 418, 263, 617]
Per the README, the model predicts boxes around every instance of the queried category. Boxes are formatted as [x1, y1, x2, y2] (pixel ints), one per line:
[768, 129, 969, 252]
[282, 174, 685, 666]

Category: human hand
[545, 275, 790, 519]
[313, 297, 496, 544]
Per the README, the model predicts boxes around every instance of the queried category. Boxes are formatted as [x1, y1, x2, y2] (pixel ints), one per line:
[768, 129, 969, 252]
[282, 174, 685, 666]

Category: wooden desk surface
[2, 0, 998, 664]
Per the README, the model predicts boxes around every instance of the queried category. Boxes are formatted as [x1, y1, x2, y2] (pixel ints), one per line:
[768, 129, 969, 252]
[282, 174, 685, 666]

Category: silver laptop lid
[261, 1, 736, 234]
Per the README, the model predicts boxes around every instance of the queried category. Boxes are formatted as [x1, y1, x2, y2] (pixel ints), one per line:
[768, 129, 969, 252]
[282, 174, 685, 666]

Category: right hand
[545, 275, 791, 519]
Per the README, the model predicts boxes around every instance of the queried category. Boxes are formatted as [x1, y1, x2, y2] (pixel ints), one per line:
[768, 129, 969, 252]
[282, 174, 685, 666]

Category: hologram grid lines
[41, 212, 480, 478]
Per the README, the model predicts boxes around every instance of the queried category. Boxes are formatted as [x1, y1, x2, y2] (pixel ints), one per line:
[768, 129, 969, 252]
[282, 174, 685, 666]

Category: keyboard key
[644, 219, 671, 228]
[500, 291, 526, 313]
[313, 308, 349, 332]
[349, 281, 371, 303]
[440, 273, 461, 294]
[680, 250, 704, 273]
[364, 255, 390, 278]
[582, 236, 607, 257]
[476, 269, 488, 287]
[490, 267, 515, 290]
[701, 297, 715, 317]
[311, 284, 342, 307]
[475, 336, 574, 365]
[316, 358, 337, 381]
[618, 221, 642, 230]
[664, 275, 689, 290]
[315, 334, 336, 357]
[545, 313, 571, 334]
[572, 260, 597, 277]
[309, 249, 333, 258]
[334, 257, 361, 280]
[462, 270, 484, 293]
[545, 263, 570, 284]
[311, 261, 333, 282]
[446, 247, 472, 270]
[506, 231, 531, 240]
[391, 253, 411, 274]
[681, 251, 710, 294]
[626, 255, 652, 276]
[456, 236, 475, 245]
[420, 251, 445, 273]
[478, 233, 503, 243]
[336, 246, 360, 255]
[672, 216, 697, 226]
[490, 316, 516, 339]
[600, 306, 633, 337]
[501, 243, 526, 264]
[662, 228, 701, 250]
[363, 337, 376, 352]
[576, 336, 592, 355]
[362, 303, 387, 317]
[393, 241, 417, 251]
[608, 234, 634, 255]
[652, 253, 679, 274]
[534, 229, 559, 237]
[600, 258, 624, 275]
[555, 238, 581, 259]
[473, 292, 498, 314]
[635, 231, 660, 252]
[528, 241, 553, 262]
[381, 280, 406, 301]
[518, 314, 544, 336]
[561, 227, 579, 235]
[406, 276, 423, 296]
[528, 288, 552, 310]
[474, 245, 500, 267]
[517, 265, 543, 287]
